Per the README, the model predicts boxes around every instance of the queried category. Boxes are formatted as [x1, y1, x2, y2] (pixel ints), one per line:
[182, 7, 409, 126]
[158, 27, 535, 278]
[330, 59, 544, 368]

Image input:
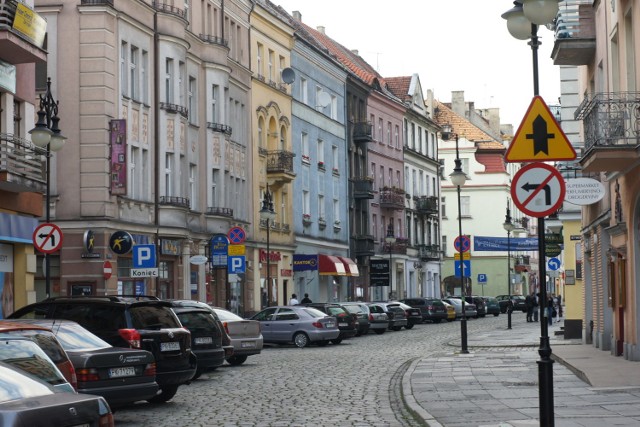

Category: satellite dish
[317, 91, 331, 108]
[281, 67, 295, 84]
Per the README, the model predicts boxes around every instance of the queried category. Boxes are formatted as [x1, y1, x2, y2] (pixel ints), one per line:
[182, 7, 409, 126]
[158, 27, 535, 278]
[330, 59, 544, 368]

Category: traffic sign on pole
[512, 162, 566, 218]
[228, 226, 246, 244]
[505, 96, 576, 162]
[454, 235, 471, 253]
[33, 223, 64, 254]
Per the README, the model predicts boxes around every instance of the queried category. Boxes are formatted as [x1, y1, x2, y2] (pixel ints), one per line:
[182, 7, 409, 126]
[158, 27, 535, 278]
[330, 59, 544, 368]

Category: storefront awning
[338, 257, 360, 277]
[318, 255, 347, 276]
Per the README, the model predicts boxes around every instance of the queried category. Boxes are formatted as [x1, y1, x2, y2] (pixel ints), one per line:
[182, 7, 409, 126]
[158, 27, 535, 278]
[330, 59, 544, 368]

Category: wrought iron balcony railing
[352, 121, 373, 143]
[266, 150, 295, 175]
[0, 133, 46, 192]
[198, 34, 229, 47]
[80, 0, 113, 5]
[207, 122, 233, 135]
[575, 92, 640, 152]
[379, 189, 405, 210]
[159, 196, 190, 209]
[417, 244, 441, 261]
[152, 1, 186, 19]
[160, 102, 188, 118]
[415, 195, 438, 215]
[206, 207, 233, 217]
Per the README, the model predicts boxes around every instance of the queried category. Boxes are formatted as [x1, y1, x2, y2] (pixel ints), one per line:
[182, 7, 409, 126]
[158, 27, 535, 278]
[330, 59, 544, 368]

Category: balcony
[514, 255, 531, 273]
[415, 195, 438, 216]
[352, 177, 374, 199]
[417, 244, 441, 262]
[551, 1, 596, 66]
[206, 207, 233, 218]
[152, 1, 186, 19]
[0, 133, 46, 193]
[159, 196, 190, 209]
[266, 150, 296, 183]
[352, 121, 373, 143]
[379, 188, 405, 210]
[207, 122, 233, 135]
[160, 102, 188, 119]
[383, 237, 408, 255]
[198, 34, 228, 47]
[352, 234, 374, 257]
[575, 92, 640, 173]
[0, 0, 47, 64]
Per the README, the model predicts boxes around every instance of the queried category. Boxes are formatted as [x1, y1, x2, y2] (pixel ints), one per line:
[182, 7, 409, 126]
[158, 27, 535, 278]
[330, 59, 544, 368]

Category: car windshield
[130, 305, 182, 329]
[0, 339, 68, 387]
[485, 297, 498, 303]
[176, 311, 218, 332]
[326, 307, 349, 317]
[303, 308, 328, 318]
[46, 322, 111, 351]
[0, 363, 55, 402]
[341, 305, 363, 314]
[213, 308, 243, 321]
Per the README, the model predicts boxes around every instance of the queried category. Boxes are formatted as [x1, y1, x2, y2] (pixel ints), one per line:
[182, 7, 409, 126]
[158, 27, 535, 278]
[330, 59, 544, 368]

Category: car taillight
[222, 321, 230, 335]
[118, 328, 141, 348]
[427, 305, 434, 310]
[76, 368, 100, 382]
[99, 413, 114, 427]
[143, 362, 156, 377]
[312, 321, 324, 328]
[69, 363, 78, 391]
[368, 314, 374, 321]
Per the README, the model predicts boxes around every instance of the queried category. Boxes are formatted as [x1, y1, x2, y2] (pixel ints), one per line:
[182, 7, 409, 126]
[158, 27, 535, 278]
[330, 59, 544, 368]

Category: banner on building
[474, 236, 539, 252]
[109, 119, 127, 195]
[292, 254, 318, 272]
[369, 259, 390, 287]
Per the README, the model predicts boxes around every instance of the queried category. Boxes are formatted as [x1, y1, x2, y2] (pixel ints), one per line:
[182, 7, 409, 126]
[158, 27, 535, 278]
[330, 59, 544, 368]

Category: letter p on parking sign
[133, 244, 157, 268]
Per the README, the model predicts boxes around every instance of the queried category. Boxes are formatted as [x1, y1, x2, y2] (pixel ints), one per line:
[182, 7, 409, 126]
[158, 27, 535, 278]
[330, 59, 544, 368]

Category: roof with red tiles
[385, 76, 412, 102]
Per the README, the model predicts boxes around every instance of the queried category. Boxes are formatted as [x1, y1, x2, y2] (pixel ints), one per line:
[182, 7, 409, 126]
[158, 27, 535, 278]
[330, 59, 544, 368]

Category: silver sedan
[250, 306, 340, 348]
[211, 307, 263, 366]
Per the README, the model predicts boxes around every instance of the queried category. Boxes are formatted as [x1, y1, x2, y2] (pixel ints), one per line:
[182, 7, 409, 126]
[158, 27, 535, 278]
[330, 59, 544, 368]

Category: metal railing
[352, 121, 372, 142]
[417, 244, 441, 261]
[206, 122, 233, 135]
[206, 207, 233, 217]
[159, 196, 190, 208]
[266, 150, 295, 175]
[152, 1, 186, 19]
[160, 102, 188, 118]
[575, 92, 640, 152]
[198, 34, 228, 47]
[554, 0, 594, 40]
[415, 195, 438, 215]
[0, 133, 46, 186]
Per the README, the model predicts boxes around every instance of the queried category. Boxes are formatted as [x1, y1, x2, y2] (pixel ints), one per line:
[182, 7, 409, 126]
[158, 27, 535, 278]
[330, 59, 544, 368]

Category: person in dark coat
[525, 294, 534, 322]
[300, 293, 312, 304]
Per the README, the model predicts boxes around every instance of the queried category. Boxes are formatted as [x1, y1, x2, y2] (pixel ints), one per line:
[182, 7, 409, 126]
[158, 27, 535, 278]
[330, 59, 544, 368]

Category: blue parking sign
[228, 255, 246, 273]
[478, 274, 487, 283]
[133, 244, 156, 268]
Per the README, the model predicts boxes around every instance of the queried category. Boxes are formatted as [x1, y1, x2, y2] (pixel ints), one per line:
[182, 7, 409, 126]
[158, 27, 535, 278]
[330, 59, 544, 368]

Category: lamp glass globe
[522, 0, 559, 25]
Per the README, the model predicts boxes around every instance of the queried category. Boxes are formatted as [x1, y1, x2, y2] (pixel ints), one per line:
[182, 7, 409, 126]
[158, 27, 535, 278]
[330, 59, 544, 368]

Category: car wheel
[392, 326, 402, 331]
[493, 313, 499, 317]
[293, 332, 309, 348]
[405, 324, 414, 330]
[331, 338, 342, 345]
[191, 370, 202, 380]
[148, 385, 179, 403]
[447, 318, 453, 322]
[227, 355, 248, 366]
[316, 340, 329, 347]
[374, 329, 386, 335]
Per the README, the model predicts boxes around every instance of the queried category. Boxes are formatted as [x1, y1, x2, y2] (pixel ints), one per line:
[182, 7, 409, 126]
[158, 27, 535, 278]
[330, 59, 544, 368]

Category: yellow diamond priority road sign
[505, 96, 577, 162]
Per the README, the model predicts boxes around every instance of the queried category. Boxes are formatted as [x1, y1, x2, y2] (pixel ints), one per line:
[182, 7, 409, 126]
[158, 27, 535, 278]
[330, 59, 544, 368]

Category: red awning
[338, 257, 360, 277]
[318, 255, 347, 276]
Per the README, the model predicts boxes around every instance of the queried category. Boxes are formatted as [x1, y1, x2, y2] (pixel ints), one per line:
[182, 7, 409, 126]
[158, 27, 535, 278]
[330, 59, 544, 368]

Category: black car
[496, 295, 527, 313]
[167, 300, 227, 379]
[304, 303, 358, 344]
[482, 296, 501, 316]
[9, 295, 196, 403]
[464, 296, 487, 318]
[400, 298, 448, 323]
[391, 301, 422, 329]
[2, 319, 158, 407]
[337, 302, 370, 336]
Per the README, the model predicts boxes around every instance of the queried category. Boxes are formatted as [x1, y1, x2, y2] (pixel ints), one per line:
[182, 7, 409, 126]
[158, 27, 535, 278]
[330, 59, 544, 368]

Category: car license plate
[160, 341, 180, 352]
[338, 322, 347, 327]
[108, 366, 136, 378]
[194, 336, 213, 345]
[325, 321, 335, 328]
[241, 341, 255, 348]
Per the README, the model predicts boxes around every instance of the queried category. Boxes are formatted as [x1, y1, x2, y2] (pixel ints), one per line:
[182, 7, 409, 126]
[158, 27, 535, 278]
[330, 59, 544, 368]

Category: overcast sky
[274, 0, 561, 129]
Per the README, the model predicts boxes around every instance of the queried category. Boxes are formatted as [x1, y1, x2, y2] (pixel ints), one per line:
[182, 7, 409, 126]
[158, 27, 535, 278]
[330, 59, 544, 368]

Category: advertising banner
[292, 254, 318, 272]
[474, 236, 539, 252]
[109, 119, 127, 195]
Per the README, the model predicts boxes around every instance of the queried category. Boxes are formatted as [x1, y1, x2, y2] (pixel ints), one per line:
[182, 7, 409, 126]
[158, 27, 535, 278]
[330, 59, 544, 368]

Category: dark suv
[9, 296, 196, 403]
[400, 298, 448, 323]
[304, 303, 357, 344]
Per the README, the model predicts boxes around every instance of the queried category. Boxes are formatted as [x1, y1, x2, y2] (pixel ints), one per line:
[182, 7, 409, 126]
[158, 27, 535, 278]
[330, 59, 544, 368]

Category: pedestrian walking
[533, 292, 539, 322]
[547, 295, 554, 326]
[525, 294, 534, 322]
[289, 293, 299, 305]
[300, 293, 312, 304]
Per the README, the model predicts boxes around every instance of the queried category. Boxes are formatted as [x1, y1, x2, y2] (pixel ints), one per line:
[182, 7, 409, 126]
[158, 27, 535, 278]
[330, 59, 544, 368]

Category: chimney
[317, 26, 325, 34]
[351, 49, 359, 56]
[293, 11, 301, 21]
[451, 91, 465, 117]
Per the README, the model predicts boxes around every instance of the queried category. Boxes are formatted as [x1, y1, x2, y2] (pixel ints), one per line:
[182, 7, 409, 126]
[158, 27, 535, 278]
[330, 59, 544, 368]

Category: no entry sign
[511, 162, 565, 218]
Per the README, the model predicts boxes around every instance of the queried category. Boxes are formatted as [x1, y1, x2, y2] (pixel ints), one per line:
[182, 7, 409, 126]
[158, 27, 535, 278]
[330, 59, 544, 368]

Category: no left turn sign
[511, 162, 566, 218]
[33, 223, 64, 254]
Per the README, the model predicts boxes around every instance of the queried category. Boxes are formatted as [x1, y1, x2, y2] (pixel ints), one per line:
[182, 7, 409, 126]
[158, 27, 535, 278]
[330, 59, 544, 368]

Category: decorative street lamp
[29, 77, 66, 297]
[502, 1, 562, 424]
[503, 203, 516, 330]
[385, 222, 396, 300]
[441, 124, 469, 354]
[259, 184, 276, 306]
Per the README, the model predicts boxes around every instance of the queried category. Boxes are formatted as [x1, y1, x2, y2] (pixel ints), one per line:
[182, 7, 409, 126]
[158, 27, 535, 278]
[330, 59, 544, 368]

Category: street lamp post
[503, 203, 515, 330]
[385, 222, 396, 300]
[29, 77, 66, 298]
[442, 124, 469, 354]
[259, 184, 276, 306]
[502, 1, 561, 425]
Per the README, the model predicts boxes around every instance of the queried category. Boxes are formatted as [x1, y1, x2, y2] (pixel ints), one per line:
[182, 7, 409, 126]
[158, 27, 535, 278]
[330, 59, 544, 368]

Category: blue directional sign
[455, 260, 471, 277]
[133, 244, 156, 268]
[210, 234, 229, 267]
[547, 257, 561, 271]
[228, 255, 246, 273]
[477, 273, 487, 283]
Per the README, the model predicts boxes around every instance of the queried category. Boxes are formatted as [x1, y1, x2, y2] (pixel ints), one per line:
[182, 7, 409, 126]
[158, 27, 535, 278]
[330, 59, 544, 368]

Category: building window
[300, 77, 308, 104]
[378, 118, 383, 143]
[303, 190, 310, 216]
[130, 46, 138, 100]
[318, 195, 325, 220]
[165, 58, 173, 103]
[301, 132, 309, 163]
[130, 146, 138, 199]
[461, 158, 469, 175]
[211, 84, 219, 123]
[441, 196, 446, 217]
[256, 43, 263, 77]
[317, 139, 324, 164]
[330, 95, 337, 120]
[387, 121, 392, 145]
[268, 49, 274, 81]
[460, 196, 470, 217]
[120, 42, 127, 96]
[211, 169, 219, 206]
[178, 61, 185, 107]
[190, 164, 197, 207]
[165, 153, 173, 196]
[141, 50, 148, 103]
[370, 114, 375, 139]
[395, 125, 400, 148]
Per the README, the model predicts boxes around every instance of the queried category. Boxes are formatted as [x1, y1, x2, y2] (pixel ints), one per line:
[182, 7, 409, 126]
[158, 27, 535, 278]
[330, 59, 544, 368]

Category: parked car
[442, 298, 477, 319]
[400, 298, 448, 323]
[336, 302, 370, 336]
[167, 300, 227, 378]
[442, 301, 456, 322]
[365, 304, 389, 334]
[0, 320, 77, 390]
[496, 295, 527, 313]
[9, 295, 196, 403]
[0, 362, 114, 427]
[4, 319, 158, 407]
[250, 306, 339, 348]
[210, 306, 263, 366]
[304, 303, 357, 344]
[370, 302, 407, 331]
[391, 301, 422, 329]
[482, 296, 501, 316]
[0, 336, 75, 393]
[463, 296, 486, 318]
